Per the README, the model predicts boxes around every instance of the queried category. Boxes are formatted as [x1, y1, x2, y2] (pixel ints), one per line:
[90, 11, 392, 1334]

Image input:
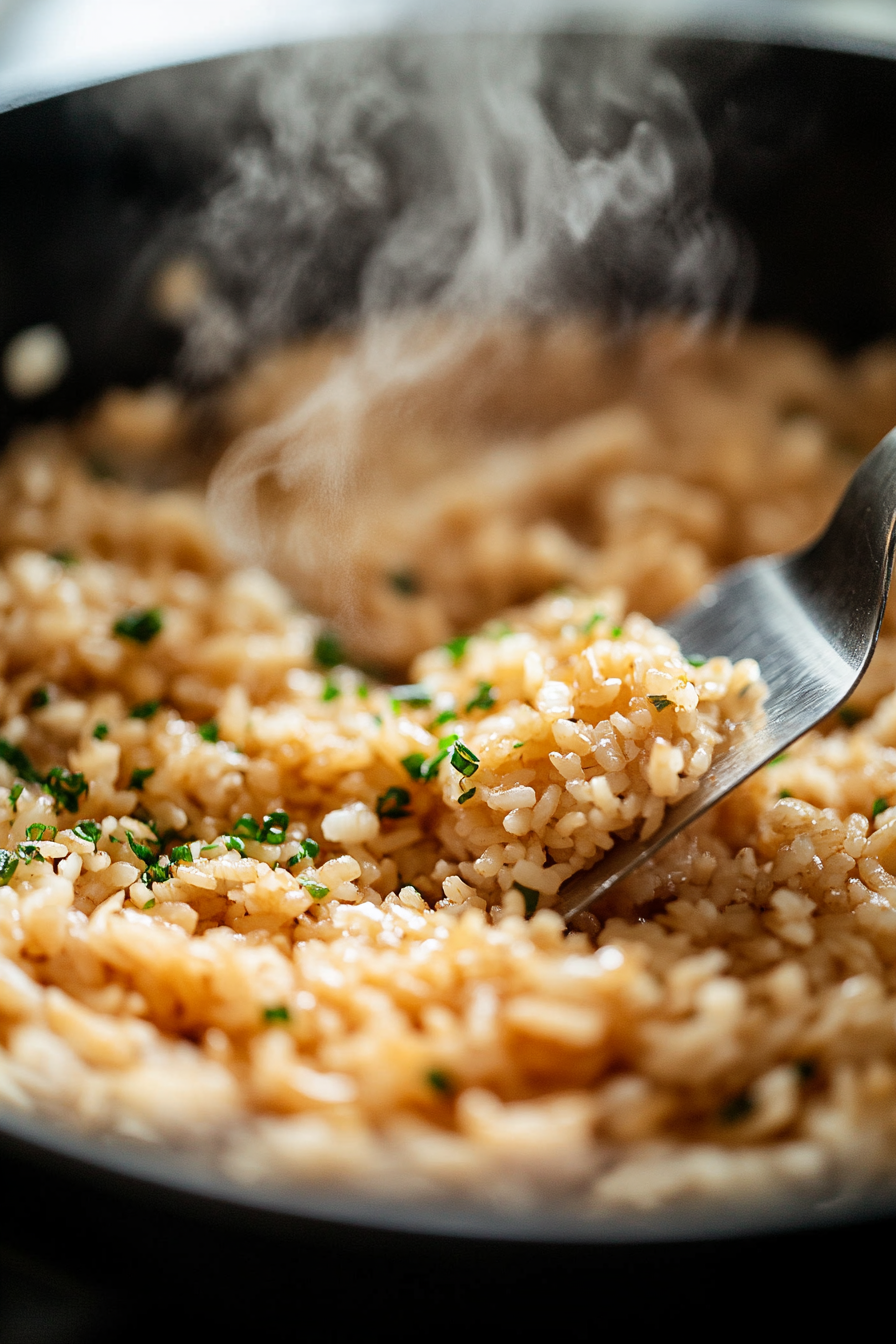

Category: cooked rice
[3, 318, 896, 1216]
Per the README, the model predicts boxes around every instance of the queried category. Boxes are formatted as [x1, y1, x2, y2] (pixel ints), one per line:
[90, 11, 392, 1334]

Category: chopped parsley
[224, 835, 245, 854]
[444, 635, 470, 665]
[129, 700, 160, 720]
[611, 625, 623, 639]
[44, 767, 88, 813]
[426, 1068, 454, 1095]
[170, 843, 193, 864]
[142, 897, 156, 910]
[314, 631, 344, 668]
[73, 819, 102, 845]
[263, 1005, 291, 1024]
[25, 823, 56, 842]
[780, 789, 793, 799]
[401, 752, 427, 781]
[515, 882, 540, 916]
[769, 753, 788, 765]
[16, 843, 45, 865]
[140, 857, 171, 887]
[322, 680, 341, 702]
[125, 831, 156, 864]
[686, 654, 706, 668]
[466, 682, 496, 713]
[388, 569, 420, 596]
[29, 687, 49, 710]
[430, 709, 457, 729]
[648, 696, 673, 712]
[129, 767, 155, 791]
[458, 787, 476, 805]
[839, 705, 864, 727]
[260, 811, 289, 845]
[873, 797, 889, 818]
[512, 741, 525, 749]
[113, 607, 163, 644]
[285, 838, 319, 866]
[450, 742, 479, 778]
[582, 611, 605, 633]
[0, 739, 42, 783]
[357, 684, 369, 700]
[719, 1092, 754, 1125]
[50, 549, 77, 566]
[198, 720, 219, 743]
[391, 684, 432, 709]
[376, 787, 412, 820]
[0, 851, 18, 885]
[8, 784, 23, 812]
[92, 722, 109, 741]
[296, 875, 329, 900]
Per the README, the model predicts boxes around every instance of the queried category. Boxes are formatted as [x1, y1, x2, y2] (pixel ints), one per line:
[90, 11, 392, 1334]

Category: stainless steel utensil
[556, 426, 896, 921]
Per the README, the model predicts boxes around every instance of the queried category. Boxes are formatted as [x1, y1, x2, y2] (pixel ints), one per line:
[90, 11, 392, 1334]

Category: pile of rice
[3, 318, 896, 1215]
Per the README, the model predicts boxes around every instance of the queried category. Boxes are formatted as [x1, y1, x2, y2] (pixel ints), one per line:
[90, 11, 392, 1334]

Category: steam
[99, 34, 752, 665]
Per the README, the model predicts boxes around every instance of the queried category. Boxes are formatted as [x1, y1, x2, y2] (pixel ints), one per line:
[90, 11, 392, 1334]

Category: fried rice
[2, 317, 896, 1215]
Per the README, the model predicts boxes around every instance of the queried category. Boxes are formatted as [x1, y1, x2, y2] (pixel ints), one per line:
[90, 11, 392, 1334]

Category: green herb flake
[458, 787, 476, 805]
[129, 700, 160, 720]
[376, 787, 412, 820]
[426, 1068, 454, 1095]
[200, 843, 218, 855]
[388, 570, 420, 597]
[780, 789, 793, 799]
[259, 811, 289, 844]
[839, 705, 864, 727]
[514, 882, 540, 916]
[0, 739, 42, 783]
[648, 696, 673, 712]
[686, 654, 707, 668]
[401, 752, 427, 781]
[391, 684, 432, 709]
[92, 722, 109, 741]
[298, 837, 319, 860]
[466, 681, 496, 713]
[444, 635, 470, 665]
[129, 767, 155, 791]
[314, 631, 344, 668]
[29, 687, 49, 710]
[449, 742, 479, 778]
[196, 720, 219, 744]
[43, 767, 88, 814]
[25, 823, 56, 842]
[0, 851, 18, 885]
[512, 741, 525, 749]
[16, 843, 45, 865]
[769, 753, 788, 766]
[232, 814, 260, 841]
[873, 797, 889, 818]
[582, 611, 605, 634]
[8, 783, 23, 812]
[296, 876, 329, 901]
[170, 843, 193, 864]
[223, 835, 245, 854]
[719, 1092, 754, 1125]
[113, 607, 163, 644]
[50, 549, 77, 566]
[126, 830, 156, 864]
[357, 684, 369, 700]
[142, 898, 156, 910]
[322, 680, 341, 702]
[73, 819, 102, 844]
[263, 1004, 291, 1024]
[430, 709, 457, 729]
[140, 858, 170, 887]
